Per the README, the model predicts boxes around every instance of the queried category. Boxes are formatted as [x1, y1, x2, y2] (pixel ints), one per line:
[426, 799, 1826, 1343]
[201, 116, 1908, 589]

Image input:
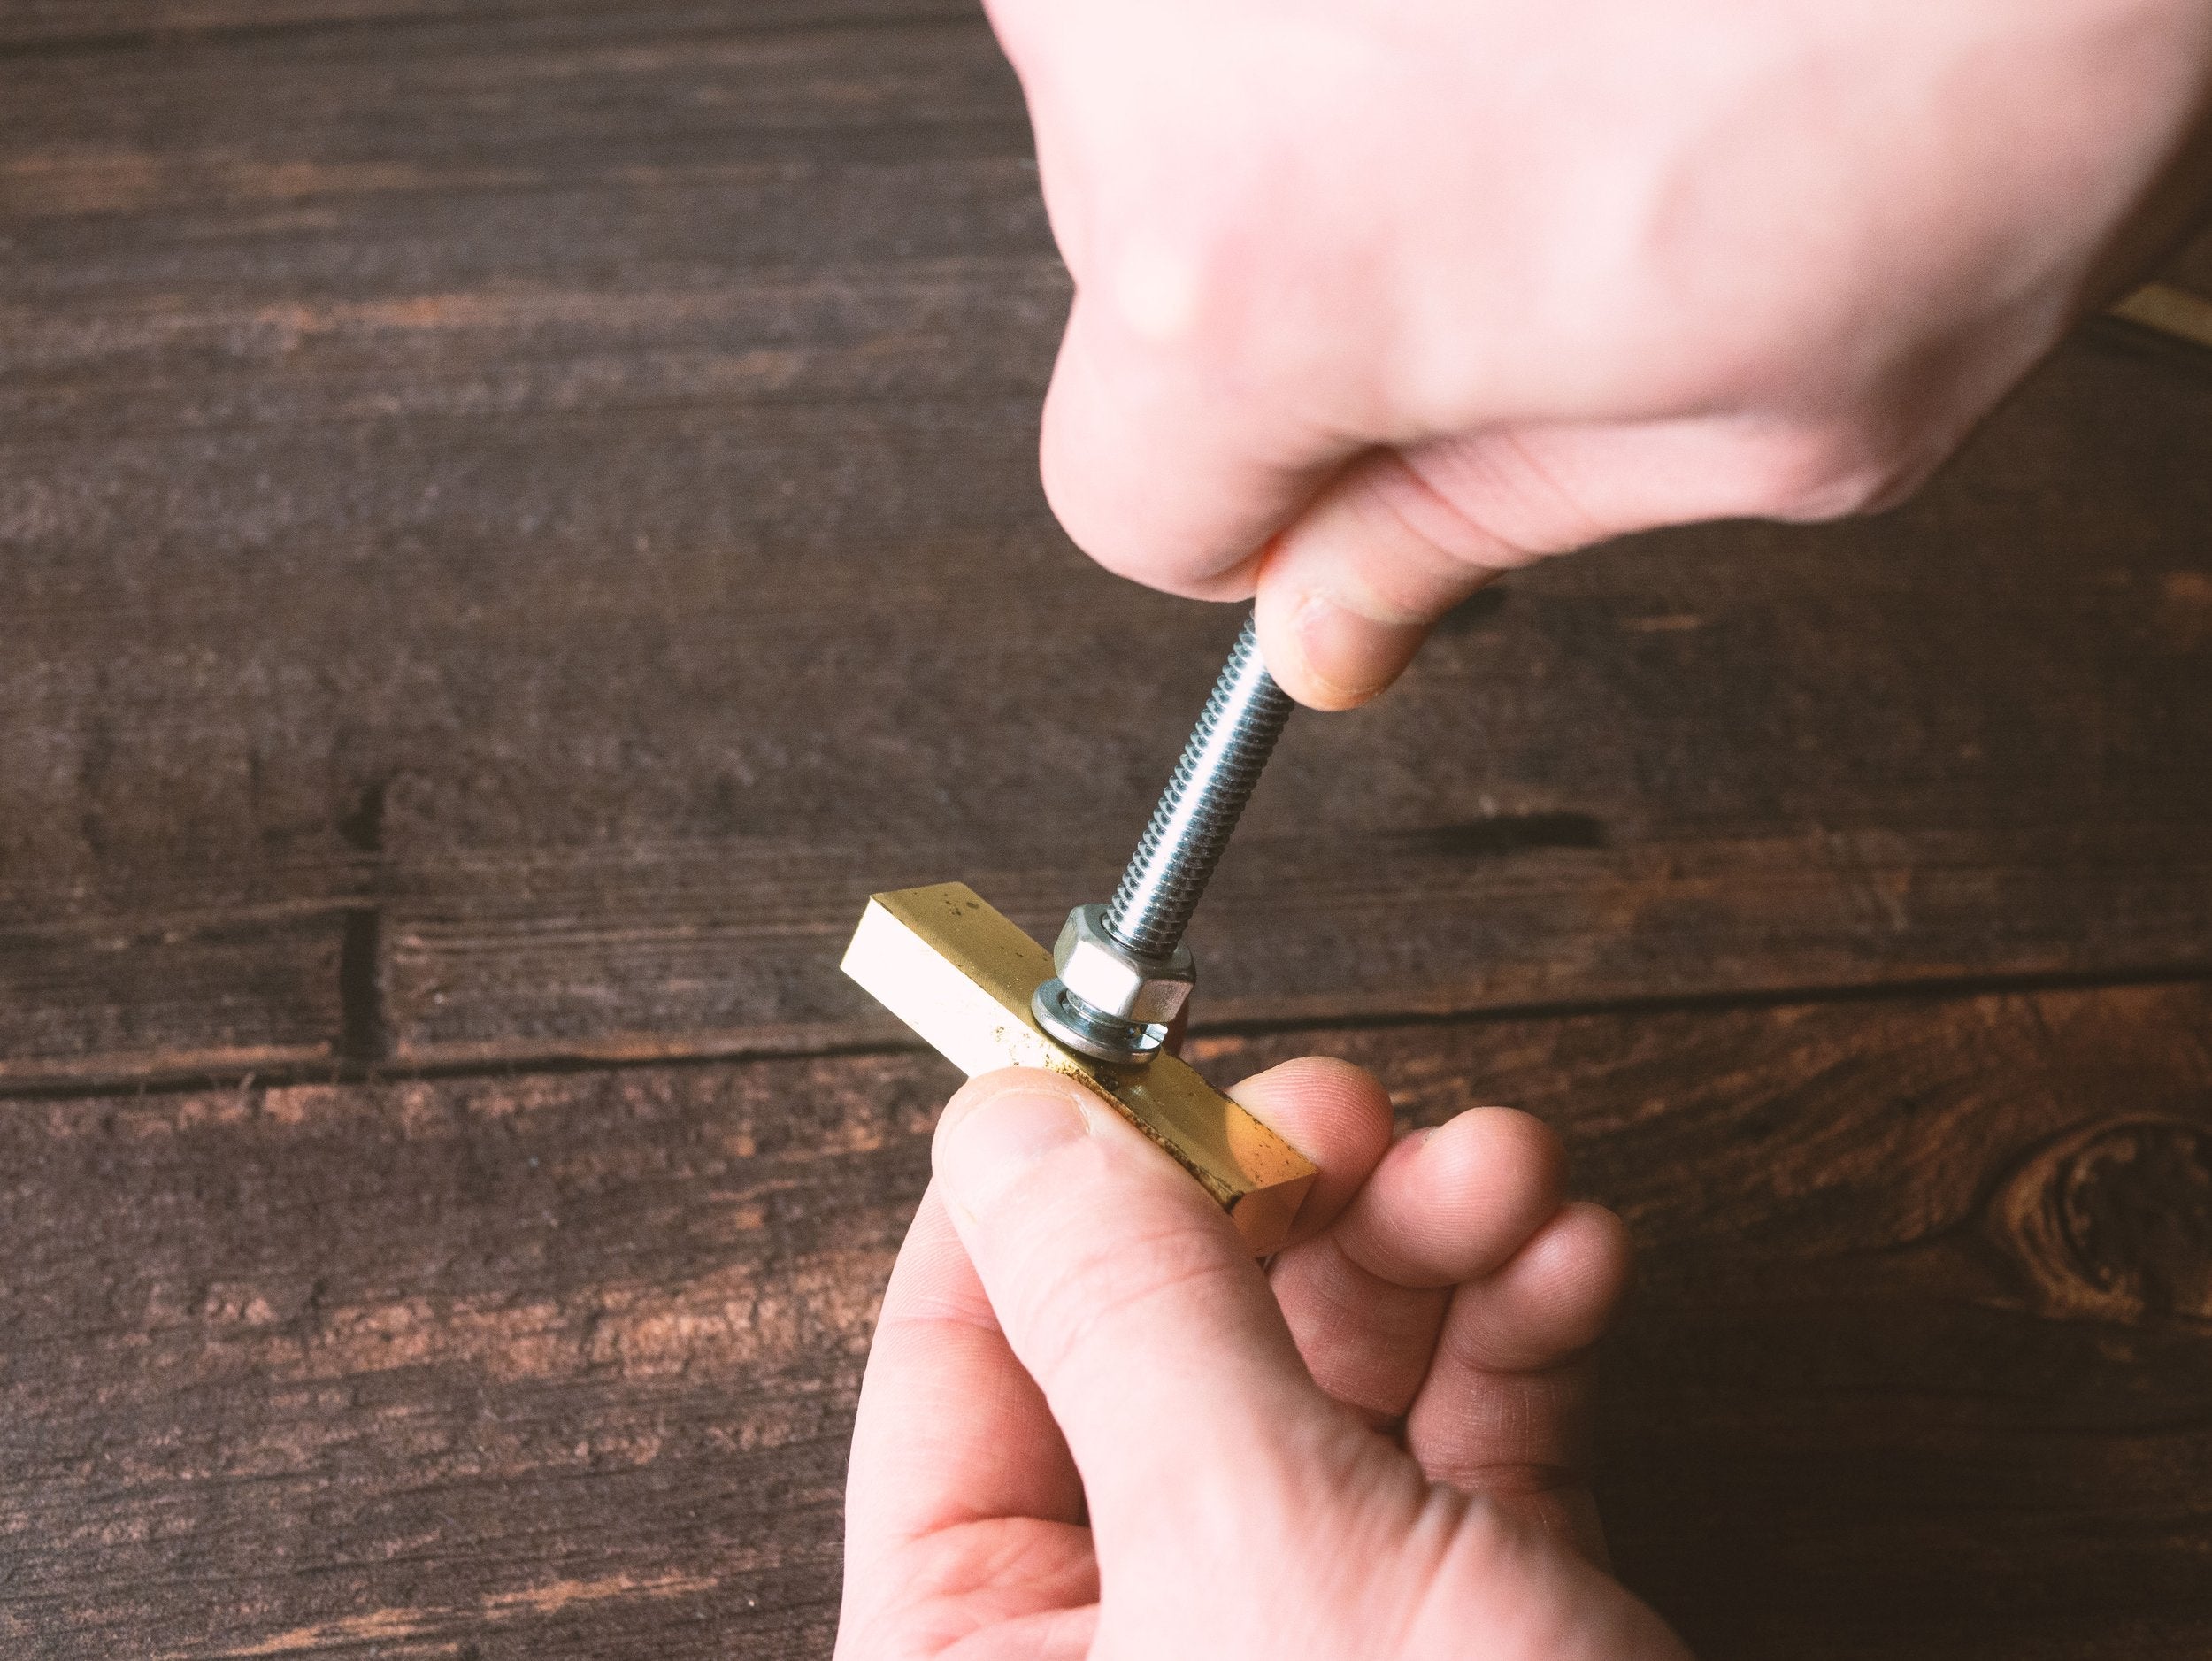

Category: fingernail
[938, 1085, 1090, 1217]
[1289, 592, 1425, 708]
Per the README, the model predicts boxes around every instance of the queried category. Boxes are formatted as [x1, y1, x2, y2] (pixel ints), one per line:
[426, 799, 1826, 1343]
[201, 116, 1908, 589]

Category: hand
[988, 0, 2212, 705]
[836, 1057, 1693, 1659]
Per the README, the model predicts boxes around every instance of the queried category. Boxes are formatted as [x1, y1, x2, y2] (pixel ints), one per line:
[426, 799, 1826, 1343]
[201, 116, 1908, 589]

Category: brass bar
[2109, 281, 2212, 351]
[841, 882, 1317, 1254]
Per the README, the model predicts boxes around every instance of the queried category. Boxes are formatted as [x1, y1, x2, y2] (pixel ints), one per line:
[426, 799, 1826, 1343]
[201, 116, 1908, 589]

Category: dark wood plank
[6, 3, 2212, 1085]
[0, 908, 348, 1087]
[4, 982, 2208, 1657]
[1307, 991, 2212, 1659]
[2162, 221, 2212, 300]
[0, 4, 1047, 1084]
[0, 0, 976, 53]
[0, 1051, 914, 1657]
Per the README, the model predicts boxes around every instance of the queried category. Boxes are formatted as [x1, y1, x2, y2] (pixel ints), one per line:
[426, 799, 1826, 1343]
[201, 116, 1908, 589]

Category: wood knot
[1989, 1118, 2212, 1325]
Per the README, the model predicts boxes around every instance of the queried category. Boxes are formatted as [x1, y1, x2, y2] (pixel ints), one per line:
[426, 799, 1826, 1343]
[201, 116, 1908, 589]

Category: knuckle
[1432, 1487, 1520, 1573]
[1735, 419, 1939, 520]
[1379, 449, 1539, 569]
[1453, 1105, 1568, 1206]
[1429, 1458, 1583, 1498]
[1103, 229, 1210, 346]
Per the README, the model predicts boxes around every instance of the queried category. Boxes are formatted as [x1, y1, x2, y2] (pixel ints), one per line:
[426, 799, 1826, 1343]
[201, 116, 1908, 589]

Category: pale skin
[837, 1059, 1692, 1659]
[991, 0, 2212, 708]
[841, 3, 2212, 1651]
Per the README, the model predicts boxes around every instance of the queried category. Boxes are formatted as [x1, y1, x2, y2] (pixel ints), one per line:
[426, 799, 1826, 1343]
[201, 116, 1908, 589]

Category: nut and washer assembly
[1033, 613, 1293, 1065]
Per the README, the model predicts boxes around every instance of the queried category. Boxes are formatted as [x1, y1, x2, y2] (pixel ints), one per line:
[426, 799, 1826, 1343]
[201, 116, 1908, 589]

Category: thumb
[1036, 288, 1348, 601]
[932, 1067, 1335, 1547]
[1253, 413, 1872, 708]
[1250, 447, 1519, 711]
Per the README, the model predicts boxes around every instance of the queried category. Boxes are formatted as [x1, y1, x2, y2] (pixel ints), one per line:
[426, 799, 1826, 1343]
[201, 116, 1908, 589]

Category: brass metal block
[841, 882, 1317, 1254]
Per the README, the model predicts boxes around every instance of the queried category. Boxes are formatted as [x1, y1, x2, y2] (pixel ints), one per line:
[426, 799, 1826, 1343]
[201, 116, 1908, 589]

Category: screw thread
[1104, 614, 1293, 958]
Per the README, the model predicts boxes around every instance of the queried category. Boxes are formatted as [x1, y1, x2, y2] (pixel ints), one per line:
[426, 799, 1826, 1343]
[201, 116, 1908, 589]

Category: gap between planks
[11, 954, 2212, 1107]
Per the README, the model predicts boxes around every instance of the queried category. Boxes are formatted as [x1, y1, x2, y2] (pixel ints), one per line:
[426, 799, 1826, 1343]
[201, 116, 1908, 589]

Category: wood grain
[0, 0, 976, 52]
[0, 906, 347, 1086]
[6, 5, 2208, 1657]
[5, 2, 2212, 1085]
[4, 983, 2207, 1657]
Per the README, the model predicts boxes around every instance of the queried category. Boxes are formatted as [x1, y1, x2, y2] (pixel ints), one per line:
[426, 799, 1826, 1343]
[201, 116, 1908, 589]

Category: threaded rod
[1103, 614, 1293, 959]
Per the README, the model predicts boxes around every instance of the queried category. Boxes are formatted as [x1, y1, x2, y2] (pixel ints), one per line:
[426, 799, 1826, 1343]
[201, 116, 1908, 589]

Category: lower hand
[836, 1057, 1693, 1659]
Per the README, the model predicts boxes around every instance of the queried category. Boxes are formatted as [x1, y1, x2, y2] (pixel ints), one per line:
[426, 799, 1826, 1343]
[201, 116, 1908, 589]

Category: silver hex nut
[1051, 903, 1195, 1027]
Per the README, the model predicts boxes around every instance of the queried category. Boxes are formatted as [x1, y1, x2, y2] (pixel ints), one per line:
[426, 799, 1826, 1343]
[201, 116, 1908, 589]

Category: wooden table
[5, 4, 2210, 1654]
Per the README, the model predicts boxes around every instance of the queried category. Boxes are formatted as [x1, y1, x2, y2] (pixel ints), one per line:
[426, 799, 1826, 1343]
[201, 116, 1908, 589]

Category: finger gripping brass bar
[841, 882, 1317, 1254]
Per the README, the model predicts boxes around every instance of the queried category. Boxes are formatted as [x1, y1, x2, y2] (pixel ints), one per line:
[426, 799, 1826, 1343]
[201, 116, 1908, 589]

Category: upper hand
[989, 0, 2212, 704]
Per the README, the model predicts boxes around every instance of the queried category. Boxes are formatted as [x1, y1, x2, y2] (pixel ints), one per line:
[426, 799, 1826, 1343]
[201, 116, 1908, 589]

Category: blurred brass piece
[841, 882, 1317, 1253]
[2109, 282, 2212, 351]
